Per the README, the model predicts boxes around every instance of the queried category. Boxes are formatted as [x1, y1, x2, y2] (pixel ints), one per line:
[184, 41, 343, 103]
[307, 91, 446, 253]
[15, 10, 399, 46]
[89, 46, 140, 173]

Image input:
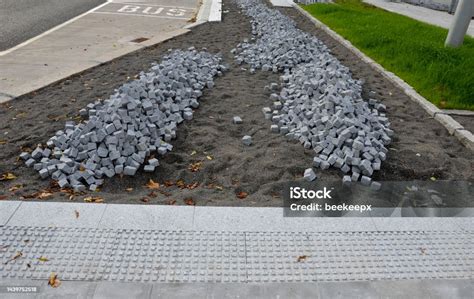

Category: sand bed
[0, 0, 472, 207]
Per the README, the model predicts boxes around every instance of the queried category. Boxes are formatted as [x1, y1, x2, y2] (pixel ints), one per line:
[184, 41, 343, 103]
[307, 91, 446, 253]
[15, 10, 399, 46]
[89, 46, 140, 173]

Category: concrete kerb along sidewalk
[292, 3, 474, 152]
[0, 0, 223, 103]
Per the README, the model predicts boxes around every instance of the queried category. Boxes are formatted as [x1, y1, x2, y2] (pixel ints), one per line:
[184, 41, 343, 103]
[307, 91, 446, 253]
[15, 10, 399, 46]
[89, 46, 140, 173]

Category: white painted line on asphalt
[120, 2, 195, 9]
[0, 0, 113, 56]
[92, 11, 190, 19]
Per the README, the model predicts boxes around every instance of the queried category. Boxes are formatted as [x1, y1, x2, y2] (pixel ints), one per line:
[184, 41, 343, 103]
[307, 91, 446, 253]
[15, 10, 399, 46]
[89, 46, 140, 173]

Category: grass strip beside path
[303, 0, 474, 110]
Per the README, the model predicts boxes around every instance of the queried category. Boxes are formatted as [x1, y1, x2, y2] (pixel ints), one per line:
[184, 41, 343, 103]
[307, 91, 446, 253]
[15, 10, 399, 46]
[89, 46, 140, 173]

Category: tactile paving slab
[0, 227, 472, 283]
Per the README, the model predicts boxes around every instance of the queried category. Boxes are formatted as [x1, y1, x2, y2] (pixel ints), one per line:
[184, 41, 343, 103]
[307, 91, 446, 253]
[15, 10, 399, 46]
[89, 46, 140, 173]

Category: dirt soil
[0, 0, 472, 207]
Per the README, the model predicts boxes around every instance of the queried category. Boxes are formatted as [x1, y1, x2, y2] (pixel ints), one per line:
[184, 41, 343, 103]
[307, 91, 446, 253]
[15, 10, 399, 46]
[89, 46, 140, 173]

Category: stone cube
[233, 116, 243, 124]
[242, 135, 252, 146]
[304, 168, 317, 182]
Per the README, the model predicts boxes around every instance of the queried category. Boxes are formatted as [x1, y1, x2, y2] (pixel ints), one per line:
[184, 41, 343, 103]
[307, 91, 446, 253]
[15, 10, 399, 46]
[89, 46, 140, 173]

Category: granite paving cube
[361, 176, 372, 186]
[342, 175, 351, 186]
[304, 168, 317, 182]
[233, 116, 243, 124]
[22, 49, 226, 187]
[242, 135, 252, 146]
[370, 181, 382, 191]
[39, 168, 49, 179]
[124, 166, 137, 176]
[114, 165, 124, 174]
[19, 152, 31, 161]
[144, 165, 155, 172]
[148, 158, 159, 167]
[25, 158, 36, 168]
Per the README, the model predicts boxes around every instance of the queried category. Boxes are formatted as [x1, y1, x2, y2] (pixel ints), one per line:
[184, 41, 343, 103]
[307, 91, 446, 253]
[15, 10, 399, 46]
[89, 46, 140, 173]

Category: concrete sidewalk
[0, 201, 472, 289]
[0, 0, 216, 103]
[364, 0, 474, 37]
[0, 279, 472, 298]
[1, 201, 474, 230]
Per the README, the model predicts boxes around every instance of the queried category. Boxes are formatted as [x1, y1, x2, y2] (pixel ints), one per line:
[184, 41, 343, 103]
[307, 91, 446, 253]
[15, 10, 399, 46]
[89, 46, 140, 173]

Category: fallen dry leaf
[159, 190, 172, 197]
[176, 180, 186, 189]
[168, 199, 177, 205]
[38, 191, 53, 200]
[184, 198, 195, 206]
[148, 191, 157, 198]
[60, 187, 75, 195]
[83, 196, 104, 203]
[141, 197, 149, 203]
[206, 155, 213, 160]
[4, 251, 22, 264]
[38, 256, 49, 262]
[0, 195, 8, 200]
[48, 273, 61, 288]
[271, 192, 280, 199]
[20, 146, 32, 153]
[236, 192, 248, 199]
[0, 173, 17, 181]
[145, 179, 160, 190]
[74, 210, 80, 219]
[187, 182, 199, 190]
[0, 140, 8, 145]
[297, 255, 308, 262]
[164, 180, 174, 187]
[125, 188, 134, 192]
[190, 150, 197, 156]
[420, 247, 427, 255]
[9, 184, 23, 192]
[188, 161, 203, 172]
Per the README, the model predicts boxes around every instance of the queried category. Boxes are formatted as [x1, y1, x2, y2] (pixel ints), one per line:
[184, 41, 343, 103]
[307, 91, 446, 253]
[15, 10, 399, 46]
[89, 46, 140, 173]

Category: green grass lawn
[303, 0, 474, 110]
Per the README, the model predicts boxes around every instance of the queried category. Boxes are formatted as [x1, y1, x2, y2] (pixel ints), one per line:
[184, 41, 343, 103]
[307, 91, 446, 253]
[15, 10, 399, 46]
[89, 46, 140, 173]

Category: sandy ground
[0, 0, 472, 207]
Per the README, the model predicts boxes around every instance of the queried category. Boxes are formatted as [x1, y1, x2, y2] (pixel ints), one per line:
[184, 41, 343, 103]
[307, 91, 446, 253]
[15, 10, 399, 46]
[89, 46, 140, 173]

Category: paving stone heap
[233, 0, 392, 188]
[21, 48, 226, 192]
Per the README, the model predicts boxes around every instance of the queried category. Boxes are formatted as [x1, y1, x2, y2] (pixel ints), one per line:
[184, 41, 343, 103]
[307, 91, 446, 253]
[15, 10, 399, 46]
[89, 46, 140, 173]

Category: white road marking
[120, 2, 194, 9]
[92, 11, 189, 19]
[111, 4, 190, 17]
[0, 0, 113, 56]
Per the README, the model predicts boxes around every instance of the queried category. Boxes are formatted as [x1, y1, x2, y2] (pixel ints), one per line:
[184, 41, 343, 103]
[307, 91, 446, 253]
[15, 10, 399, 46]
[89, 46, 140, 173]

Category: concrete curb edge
[292, 4, 474, 152]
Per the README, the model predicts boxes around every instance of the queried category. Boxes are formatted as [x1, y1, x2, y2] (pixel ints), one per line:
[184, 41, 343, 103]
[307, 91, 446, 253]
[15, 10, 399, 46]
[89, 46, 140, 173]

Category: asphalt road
[0, 0, 106, 51]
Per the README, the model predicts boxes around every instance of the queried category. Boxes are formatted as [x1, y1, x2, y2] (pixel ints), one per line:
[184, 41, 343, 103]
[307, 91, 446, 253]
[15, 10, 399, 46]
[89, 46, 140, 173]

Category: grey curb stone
[454, 129, 474, 151]
[434, 113, 464, 134]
